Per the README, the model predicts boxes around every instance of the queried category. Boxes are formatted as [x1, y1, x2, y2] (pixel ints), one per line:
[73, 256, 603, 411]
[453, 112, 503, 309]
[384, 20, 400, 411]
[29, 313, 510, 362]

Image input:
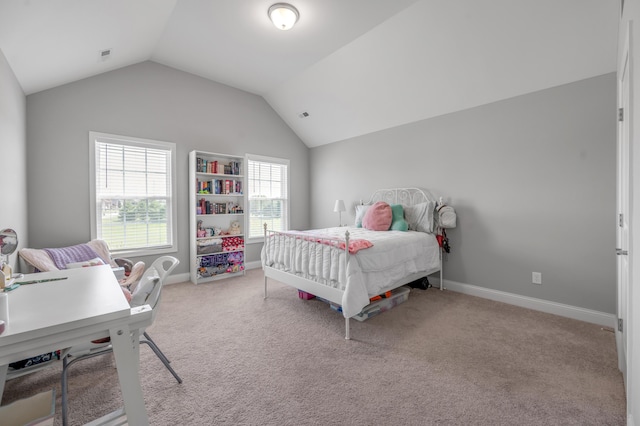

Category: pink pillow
[362, 201, 392, 231]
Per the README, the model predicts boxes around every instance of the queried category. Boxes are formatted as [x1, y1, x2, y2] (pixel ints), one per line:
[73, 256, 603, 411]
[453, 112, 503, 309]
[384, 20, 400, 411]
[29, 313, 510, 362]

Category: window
[247, 154, 289, 240]
[90, 132, 177, 255]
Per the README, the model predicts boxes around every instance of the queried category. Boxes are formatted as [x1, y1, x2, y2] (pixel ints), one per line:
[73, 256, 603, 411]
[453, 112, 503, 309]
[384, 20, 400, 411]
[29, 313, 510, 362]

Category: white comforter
[261, 227, 440, 317]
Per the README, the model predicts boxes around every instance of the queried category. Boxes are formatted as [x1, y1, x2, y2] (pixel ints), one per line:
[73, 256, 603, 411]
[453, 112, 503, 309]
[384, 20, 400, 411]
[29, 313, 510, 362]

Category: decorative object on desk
[15, 277, 68, 285]
[0, 228, 18, 281]
[333, 199, 346, 226]
[0, 228, 18, 258]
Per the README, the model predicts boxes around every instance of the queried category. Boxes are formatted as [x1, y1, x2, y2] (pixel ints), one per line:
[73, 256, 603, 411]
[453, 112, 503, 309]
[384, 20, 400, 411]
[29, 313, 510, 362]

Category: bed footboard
[263, 224, 353, 339]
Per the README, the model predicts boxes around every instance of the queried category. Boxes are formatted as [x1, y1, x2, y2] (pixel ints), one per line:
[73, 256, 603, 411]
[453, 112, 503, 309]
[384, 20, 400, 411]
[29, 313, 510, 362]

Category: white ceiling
[0, 0, 619, 147]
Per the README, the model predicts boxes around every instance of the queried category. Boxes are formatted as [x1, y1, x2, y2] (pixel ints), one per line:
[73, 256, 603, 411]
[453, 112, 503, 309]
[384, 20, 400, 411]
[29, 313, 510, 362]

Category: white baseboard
[165, 261, 262, 285]
[165, 272, 190, 285]
[167, 269, 614, 328]
[443, 279, 617, 329]
[244, 260, 262, 270]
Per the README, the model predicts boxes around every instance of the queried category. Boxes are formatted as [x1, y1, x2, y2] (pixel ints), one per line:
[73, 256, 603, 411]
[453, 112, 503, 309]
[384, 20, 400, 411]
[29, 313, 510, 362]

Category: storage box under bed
[300, 286, 411, 322]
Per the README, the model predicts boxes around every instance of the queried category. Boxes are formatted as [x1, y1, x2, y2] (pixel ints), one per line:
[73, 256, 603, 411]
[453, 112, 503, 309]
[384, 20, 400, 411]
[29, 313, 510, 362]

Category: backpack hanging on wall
[436, 204, 456, 229]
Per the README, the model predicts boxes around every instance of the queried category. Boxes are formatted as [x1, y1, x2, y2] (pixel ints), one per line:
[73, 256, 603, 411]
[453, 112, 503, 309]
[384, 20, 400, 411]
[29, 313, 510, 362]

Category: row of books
[197, 179, 242, 195]
[198, 199, 244, 215]
[197, 158, 241, 175]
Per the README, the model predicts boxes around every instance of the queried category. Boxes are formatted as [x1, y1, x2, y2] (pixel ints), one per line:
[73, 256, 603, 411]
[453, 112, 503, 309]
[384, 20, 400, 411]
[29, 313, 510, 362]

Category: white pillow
[404, 201, 436, 233]
[65, 257, 106, 269]
[354, 204, 371, 228]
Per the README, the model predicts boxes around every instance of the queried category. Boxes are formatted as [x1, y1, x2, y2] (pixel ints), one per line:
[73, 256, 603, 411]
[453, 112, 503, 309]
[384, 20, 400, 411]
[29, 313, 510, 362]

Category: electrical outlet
[532, 272, 542, 285]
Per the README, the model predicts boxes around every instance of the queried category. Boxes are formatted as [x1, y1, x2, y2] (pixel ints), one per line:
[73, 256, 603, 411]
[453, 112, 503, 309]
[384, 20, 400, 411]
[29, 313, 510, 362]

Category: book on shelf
[198, 199, 244, 215]
[196, 178, 243, 195]
[196, 158, 241, 176]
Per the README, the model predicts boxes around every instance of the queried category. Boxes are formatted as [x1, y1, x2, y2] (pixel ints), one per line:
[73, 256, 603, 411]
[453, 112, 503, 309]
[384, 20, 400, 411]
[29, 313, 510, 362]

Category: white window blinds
[91, 133, 176, 253]
[247, 155, 289, 239]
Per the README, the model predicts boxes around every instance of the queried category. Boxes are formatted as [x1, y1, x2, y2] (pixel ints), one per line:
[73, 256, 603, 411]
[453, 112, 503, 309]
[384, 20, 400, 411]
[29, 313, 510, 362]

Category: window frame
[246, 154, 290, 243]
[89, 131, 178, 257]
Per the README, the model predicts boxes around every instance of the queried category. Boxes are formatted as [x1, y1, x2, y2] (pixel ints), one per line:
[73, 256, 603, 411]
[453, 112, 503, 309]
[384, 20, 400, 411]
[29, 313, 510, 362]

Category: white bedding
[261, 226, 440, 317]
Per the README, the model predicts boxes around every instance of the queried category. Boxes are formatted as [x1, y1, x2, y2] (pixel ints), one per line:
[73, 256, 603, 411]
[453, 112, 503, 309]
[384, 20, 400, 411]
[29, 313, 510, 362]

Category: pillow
[66, 257, 106, 269]
[389, 204, 409, 231]
[404, 201, 435, 233]
[354, 204, 371, 228]
[19, 248, 59, 272]
[362, 201, 393, 231]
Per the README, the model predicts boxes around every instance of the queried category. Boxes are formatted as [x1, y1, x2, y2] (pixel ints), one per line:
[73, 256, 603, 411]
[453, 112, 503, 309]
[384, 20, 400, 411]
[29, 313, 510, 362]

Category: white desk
[0, 265, 151, 425]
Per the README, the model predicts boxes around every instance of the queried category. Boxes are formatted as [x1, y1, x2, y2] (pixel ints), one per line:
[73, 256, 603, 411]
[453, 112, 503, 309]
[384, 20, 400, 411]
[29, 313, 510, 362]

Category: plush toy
[226, 251, 244, 273]
[197, 220, 206, 238]
[229, 221, 241, 235]
[213, 226, 222, 236]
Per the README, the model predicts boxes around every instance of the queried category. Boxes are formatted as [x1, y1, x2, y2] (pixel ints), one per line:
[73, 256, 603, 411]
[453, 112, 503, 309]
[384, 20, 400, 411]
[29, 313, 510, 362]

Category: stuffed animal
[228, 221, 241, 235]
[226, 251, 244, 273]
[197, 220, 206, 238]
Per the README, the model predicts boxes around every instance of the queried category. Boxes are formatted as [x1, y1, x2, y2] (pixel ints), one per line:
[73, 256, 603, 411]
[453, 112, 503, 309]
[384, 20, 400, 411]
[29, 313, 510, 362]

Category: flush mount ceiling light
[268, 3, 299, 30]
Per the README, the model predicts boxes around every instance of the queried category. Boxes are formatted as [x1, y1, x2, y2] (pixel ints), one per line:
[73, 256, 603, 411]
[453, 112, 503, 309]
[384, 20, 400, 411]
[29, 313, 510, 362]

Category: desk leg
[109, 325, 148, 426]
[0, 364, 7, 402]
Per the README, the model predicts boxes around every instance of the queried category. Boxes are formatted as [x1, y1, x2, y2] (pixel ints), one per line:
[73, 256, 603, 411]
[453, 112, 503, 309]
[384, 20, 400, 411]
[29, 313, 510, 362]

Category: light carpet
[2, 269, 625, 425]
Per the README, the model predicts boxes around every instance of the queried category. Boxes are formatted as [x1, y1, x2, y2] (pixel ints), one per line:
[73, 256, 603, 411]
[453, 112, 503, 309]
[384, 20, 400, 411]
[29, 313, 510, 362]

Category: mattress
[261, 226, 440, 317]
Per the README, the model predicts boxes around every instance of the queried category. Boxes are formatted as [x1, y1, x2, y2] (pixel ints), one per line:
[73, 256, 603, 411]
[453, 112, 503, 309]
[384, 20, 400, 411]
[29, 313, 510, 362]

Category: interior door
[616, 22, 631, 385]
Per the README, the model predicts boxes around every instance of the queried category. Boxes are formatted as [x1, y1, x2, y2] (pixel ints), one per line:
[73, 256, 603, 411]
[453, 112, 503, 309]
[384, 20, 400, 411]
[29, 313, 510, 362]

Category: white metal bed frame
[262, 188, 443, 340]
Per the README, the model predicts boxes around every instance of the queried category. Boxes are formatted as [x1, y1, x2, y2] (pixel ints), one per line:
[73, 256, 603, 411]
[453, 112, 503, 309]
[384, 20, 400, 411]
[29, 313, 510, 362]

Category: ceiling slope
[0, 0, 619, 147]
[151, 0, 420, 95]
[264, 0, 620, 147]
[0, 0, 177, 95]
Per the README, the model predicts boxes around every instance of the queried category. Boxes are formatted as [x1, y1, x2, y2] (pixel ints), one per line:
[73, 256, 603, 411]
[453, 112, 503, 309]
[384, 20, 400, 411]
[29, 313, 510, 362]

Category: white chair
[60, 255, 182, 426]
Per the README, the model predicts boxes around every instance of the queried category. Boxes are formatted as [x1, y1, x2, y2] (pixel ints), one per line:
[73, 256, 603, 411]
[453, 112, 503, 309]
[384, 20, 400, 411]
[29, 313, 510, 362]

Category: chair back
[130, 256, 179, 309]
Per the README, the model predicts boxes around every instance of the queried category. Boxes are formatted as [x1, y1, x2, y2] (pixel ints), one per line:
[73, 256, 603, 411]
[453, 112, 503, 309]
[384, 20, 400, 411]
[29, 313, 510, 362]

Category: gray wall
[25, 61, 309, 275]
[0, 48, 27, 271]
[310, 73, 616, 314]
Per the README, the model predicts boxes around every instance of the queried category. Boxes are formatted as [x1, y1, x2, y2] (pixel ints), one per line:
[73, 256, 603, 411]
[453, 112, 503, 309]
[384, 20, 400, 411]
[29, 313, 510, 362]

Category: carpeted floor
[2, 269, 626, 425]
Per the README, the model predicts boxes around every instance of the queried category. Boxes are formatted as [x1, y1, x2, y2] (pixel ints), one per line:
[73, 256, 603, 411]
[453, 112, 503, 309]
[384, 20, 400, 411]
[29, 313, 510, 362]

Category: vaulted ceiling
[0, 0, 619, 147]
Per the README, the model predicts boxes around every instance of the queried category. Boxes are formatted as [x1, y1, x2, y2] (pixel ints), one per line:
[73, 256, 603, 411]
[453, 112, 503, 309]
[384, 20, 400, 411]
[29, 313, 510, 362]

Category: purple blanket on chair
[44, 244, 101, 270]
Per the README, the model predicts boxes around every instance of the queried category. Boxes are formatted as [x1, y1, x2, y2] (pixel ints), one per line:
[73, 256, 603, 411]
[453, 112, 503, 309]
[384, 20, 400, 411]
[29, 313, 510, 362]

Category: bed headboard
[367, 188, 436, 207]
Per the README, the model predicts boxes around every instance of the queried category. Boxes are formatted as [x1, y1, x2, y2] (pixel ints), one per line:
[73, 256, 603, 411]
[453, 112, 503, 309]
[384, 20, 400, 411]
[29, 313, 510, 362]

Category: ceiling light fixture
[268, 3, 299, 31]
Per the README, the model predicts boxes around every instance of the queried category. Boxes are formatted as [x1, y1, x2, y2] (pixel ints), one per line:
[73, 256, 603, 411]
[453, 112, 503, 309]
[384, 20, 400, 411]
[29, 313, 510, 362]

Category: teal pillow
[389, 204, 409, 231]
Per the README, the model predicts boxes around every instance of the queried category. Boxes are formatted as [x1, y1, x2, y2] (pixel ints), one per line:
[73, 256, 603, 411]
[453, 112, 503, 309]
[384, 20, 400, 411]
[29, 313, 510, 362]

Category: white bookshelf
[189, 150, 246, 284]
